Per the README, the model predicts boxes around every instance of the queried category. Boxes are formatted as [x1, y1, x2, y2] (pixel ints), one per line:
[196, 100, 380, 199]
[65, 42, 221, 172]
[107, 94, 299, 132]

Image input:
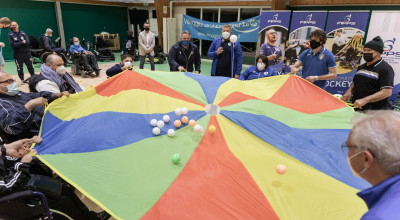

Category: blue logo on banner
[384, 38, 396, 52]
[337, 14, 356, 25]
[300, 14, 316, 24]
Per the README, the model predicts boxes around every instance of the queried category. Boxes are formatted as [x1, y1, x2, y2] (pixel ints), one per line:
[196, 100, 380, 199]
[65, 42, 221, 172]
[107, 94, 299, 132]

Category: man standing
[344, 110, 400, 219]
[8, 21, 35, 84]
[138, 22, 155, 71]
[341, 36, 394, 111]
[207, 24, 242, 78]
[260, 29, 282, 66]
[291, 29, 337, 89]
[0, 17, 11, 71]
[69, 37, 100, 75]
[168, 31, 201, 73]
[40, 28, 70, 64]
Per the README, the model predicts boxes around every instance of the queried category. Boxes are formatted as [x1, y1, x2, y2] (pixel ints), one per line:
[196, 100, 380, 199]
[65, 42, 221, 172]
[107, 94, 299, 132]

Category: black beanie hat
[364, 36, 384, 54]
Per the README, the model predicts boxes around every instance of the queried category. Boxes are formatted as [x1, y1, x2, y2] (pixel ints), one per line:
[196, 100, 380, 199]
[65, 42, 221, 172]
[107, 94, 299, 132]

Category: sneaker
[96, 211, 111, 220]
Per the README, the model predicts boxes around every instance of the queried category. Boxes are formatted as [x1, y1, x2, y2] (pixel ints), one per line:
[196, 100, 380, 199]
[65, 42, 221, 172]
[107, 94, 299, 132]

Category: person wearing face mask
[239, 55, 277, 80]
[40, 28, 71, 64]
[207, 24, 242, 78]
[344, 110, 400, 219]
[0, 71, 69, 143]
[34, 54, 82, 94]
[69, 37, 101, 75]
[0, 17, 11, 71]
[260, 29, 282, 66]
[138, 22, 155, 71]
[342, 36, 394, 111]
[7, 21, 35, 84]
[168, 31, 201, 74]
[106, 54, 134, 78]
[291, 29, 337, 89]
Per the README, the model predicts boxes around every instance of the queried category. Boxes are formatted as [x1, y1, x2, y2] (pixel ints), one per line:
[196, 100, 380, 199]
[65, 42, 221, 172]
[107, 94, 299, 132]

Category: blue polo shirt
[298, 46, 336, 88]
[358, 173, 400, 220]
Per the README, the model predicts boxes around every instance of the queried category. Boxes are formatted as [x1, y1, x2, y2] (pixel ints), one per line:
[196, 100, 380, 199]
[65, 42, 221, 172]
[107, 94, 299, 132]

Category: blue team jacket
[207, 37, 242, 77]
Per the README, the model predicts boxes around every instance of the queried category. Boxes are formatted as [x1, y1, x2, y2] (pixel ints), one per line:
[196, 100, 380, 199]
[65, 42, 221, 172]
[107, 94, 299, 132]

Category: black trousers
[81, 53, 99, 71]
[53, 48, 68, 63]
[48, 185, 100, 220]
[14, 53, 35, 80]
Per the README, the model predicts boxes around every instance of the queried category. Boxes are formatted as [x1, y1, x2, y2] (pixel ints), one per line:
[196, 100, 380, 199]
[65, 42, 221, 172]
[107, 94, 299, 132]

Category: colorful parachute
[35, 70, 370, 219]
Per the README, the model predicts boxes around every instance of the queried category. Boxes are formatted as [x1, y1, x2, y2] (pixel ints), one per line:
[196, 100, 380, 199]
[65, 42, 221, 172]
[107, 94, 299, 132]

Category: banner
[367, 11, 400, 101]
[182, 14, 260, 43]
[284, 11, 327, 75]
[324, 11, 370, 95]
[257, 11, 291, 75]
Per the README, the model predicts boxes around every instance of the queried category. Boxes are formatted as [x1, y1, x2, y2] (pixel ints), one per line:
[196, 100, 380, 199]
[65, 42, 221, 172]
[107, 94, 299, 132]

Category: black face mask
[363, 53, 374, 62]
[310, 40, 322, 49]
[144, 28, 149, 31]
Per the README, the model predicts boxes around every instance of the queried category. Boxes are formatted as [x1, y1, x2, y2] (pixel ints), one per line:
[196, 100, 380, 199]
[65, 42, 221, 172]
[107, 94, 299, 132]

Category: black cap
[364, 36, 384, 54]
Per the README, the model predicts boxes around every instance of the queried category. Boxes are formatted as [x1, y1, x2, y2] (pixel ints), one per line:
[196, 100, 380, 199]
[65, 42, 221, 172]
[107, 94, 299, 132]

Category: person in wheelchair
[337, 32, 363, 68]
[122, 31, 138, 60]
[69, 37, 100, 75]
[106, 53, 133, 78]
[34, 54, 82, 94]
[331, 29, 346, 55]
[40, 28, 71, 64]
[0, 137, 111, 220]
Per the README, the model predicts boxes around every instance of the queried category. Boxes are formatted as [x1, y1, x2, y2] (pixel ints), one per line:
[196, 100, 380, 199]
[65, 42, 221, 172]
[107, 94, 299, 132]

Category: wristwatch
[0, 145, 6, 159]
[315, 76, 319, 81]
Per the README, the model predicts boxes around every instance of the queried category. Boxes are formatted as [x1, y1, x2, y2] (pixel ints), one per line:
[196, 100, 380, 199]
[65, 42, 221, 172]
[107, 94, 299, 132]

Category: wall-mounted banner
[182, 14, 260, 43]
[284, 11, 327, 75]
[367, 11, 400, 101]
[324, 11, 370, 95]
[257, 10, 291, 75]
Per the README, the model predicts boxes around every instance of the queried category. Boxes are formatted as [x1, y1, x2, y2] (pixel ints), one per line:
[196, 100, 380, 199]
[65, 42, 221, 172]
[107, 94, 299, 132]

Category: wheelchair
[28, 35, 53, 64]
[0, 190, 53, 220]
[121, 31, 139, 61]
[151, 46, 167, 64]
[337, 46, 362, 70]
[67, 39, 96, 78]
[93, 36, 115, 62]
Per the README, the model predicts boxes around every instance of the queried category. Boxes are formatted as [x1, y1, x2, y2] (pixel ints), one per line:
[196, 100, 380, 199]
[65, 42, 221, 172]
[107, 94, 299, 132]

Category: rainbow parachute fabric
[34, 70, 369, 219]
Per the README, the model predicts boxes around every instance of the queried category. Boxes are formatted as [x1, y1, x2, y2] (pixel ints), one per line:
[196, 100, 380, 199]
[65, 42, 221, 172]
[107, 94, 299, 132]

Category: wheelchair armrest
[0, 190, 34, 203]
[31, 49, 44, 53]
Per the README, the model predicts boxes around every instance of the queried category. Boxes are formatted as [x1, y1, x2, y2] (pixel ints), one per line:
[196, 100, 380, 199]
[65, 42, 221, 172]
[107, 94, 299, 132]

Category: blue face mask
[181, 41, 190, 47]
[4, 82, 19, 96]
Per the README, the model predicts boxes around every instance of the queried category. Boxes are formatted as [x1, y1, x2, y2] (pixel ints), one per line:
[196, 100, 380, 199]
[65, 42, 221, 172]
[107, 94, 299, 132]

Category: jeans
[139, 54, 155, 71]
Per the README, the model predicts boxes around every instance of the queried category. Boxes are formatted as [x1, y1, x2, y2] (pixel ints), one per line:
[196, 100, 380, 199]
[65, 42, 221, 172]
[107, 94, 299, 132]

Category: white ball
[230, 35, 238, 43]
[157, 120, 165, 128]
[150, 119, 157, 127]
[194, 124, 203, 133]
[152, 127, 160, 135]
[175, 108, 182, 116]
[167, 129, 175, 137]
[181, 107, 188, 115]
[163, 115, 170, 123]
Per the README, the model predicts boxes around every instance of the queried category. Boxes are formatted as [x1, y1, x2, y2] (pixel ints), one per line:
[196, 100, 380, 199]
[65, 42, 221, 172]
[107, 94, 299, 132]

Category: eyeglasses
[341, 142, 375, 157]
[0, 79, 15, 84]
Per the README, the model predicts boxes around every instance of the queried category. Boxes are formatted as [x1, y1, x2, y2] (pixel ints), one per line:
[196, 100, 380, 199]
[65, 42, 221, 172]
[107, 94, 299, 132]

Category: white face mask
[257, 62, 266, 71]
[56, 65, 66, 75]
[124, 61, 132, 67]
[222, 31, 230, 40]
[74, 42, 80, 46]
[347, 151, 368, 177]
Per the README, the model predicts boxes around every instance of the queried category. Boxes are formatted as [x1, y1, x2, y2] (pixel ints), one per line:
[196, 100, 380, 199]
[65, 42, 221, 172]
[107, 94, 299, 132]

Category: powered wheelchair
[28, 35, 53, 64]
[93, 36, 115, 62]
[67, 39, 97, 78]
[121, 31, 139, 61]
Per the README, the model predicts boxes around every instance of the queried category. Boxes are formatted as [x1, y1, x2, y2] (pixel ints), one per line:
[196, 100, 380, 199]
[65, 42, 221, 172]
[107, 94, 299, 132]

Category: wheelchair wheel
[71, 64, 80, 75]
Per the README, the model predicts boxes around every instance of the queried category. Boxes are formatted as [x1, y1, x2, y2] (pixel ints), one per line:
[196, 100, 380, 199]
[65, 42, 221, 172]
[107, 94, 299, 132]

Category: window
[220, 8, 238, 23]
[186, 8, 201, 19]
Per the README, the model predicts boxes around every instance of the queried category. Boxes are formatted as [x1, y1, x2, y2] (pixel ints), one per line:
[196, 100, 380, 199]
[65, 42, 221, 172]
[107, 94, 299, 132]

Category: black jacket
[168, 42, 201, 73]
[8, 31, 30, 55]
[40, 34, 56, 52]
[0, 157, 30, 196]
[106, 63, 124, 78]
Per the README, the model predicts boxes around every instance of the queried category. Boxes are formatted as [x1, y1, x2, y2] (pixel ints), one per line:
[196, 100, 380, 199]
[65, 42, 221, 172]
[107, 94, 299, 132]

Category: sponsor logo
[337, 14, 356, 25]
[267, 14, 282, 23]
[382, 38, 400, 59]
[300, 14, 316, 24]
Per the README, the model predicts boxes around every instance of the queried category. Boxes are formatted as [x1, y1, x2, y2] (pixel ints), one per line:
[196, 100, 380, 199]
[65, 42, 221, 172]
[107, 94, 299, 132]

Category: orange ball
[276, 164, 286, 175]
[189, 119, 196, 127]
[174, 120, 181, 128]
[181, 116, 189, 124]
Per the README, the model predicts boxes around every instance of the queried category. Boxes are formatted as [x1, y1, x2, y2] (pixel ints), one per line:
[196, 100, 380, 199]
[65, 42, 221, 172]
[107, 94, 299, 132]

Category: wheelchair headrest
[29, 35, 40, 49]
[95, 36, 109, 48]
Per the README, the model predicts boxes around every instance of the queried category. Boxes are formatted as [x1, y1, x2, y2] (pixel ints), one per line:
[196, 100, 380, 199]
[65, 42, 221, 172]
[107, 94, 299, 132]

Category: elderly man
[260, 29, 282, 66]
[138, 22, 155, 71]
[40, 28, 70, 64]
[0, 17, 11, 71]
[8, 21, 35, 84]
[0, 71, 69, 143]
[344, 110, 400, 219]
[207, 24, 242, 78]
[168, 31, 201, 73]
[291, 29, 337, 89]
[106, 53, 133, 78]
[342, 36, 394, 111]
[69, 37, 100, 75]
[34, 54, 82, 94]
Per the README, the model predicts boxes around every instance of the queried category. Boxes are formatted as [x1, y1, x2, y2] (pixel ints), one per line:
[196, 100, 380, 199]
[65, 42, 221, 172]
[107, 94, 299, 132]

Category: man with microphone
[207, 24, 242, 78]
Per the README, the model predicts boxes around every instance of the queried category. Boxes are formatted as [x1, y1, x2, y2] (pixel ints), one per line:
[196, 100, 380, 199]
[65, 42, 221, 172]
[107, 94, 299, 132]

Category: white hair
[46, 28, 53, 33]
[267, 29, 277, 34]
[349, 110, 400, 174]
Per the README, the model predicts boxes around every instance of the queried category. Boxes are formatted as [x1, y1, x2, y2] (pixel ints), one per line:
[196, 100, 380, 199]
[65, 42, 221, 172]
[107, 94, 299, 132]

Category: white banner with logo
[367, 11, 400, 101]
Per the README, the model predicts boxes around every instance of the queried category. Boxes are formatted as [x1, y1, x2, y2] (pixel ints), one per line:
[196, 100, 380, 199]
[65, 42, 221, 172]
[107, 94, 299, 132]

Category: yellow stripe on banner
[213, 75, 289, 105]
[48, 88, 204, 121]
[216, 115, 367, 220]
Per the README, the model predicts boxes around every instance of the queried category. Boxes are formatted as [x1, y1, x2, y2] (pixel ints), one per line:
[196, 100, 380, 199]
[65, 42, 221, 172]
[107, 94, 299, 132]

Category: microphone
[220, 39, 225, 47]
